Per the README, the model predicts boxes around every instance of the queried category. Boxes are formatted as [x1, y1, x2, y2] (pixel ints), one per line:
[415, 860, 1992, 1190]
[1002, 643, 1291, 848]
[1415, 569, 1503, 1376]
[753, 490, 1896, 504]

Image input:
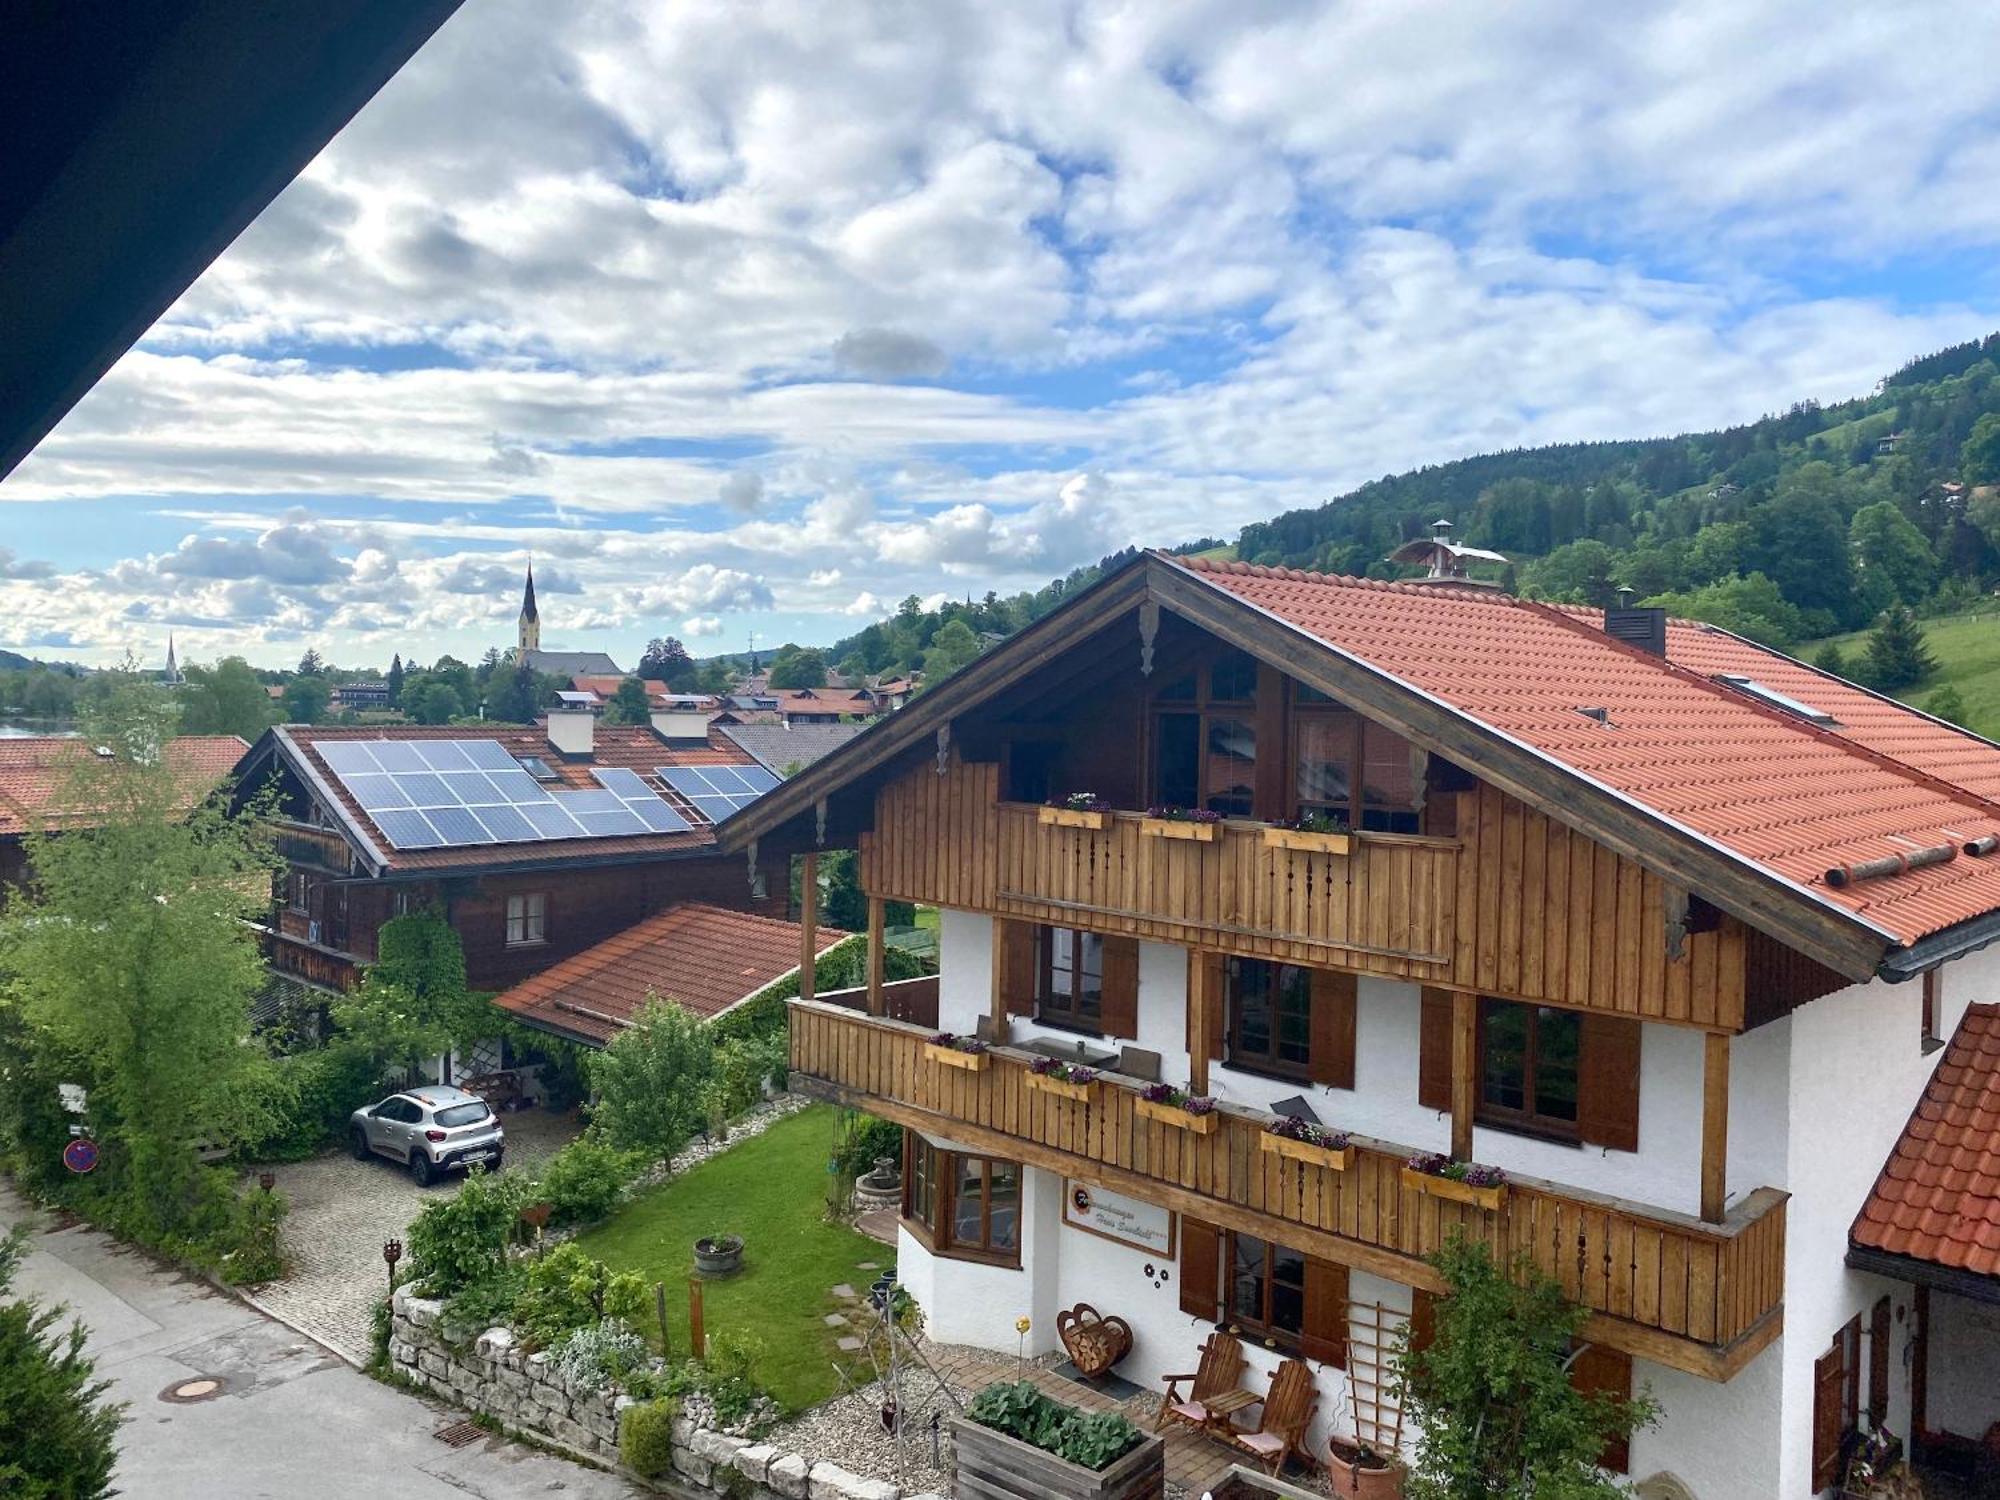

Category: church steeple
[518, 564, 541, 653]
[163, 633, 183, 685]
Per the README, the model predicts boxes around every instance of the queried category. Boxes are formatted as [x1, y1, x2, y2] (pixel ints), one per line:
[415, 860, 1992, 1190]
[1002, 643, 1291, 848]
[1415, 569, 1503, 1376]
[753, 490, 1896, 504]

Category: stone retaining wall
[390, 1286, 934, 1500]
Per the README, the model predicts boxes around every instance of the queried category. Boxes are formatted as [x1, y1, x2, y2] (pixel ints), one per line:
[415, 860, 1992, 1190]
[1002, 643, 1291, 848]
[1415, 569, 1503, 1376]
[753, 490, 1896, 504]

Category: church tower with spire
[163, 633, 184, 685]
[518, 565, 541, 654]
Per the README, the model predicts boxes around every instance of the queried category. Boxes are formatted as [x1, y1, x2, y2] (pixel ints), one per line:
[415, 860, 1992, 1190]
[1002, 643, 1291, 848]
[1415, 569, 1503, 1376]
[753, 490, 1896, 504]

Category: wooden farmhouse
[718, 550, 2000, 1498]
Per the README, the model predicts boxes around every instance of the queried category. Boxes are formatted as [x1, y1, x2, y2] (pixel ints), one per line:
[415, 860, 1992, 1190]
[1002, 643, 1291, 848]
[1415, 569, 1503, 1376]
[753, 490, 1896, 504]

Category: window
[1035, 926, 1104, 1032]
[902, 1138, 1021, 1264]
[1289, 692, 1421, 832]
[435, 1102, 491, 1128]
[287, 871, 311, 913]
[1152, 653, 1258, 816]
[505, 892, 547, 947]
[1478, 999, 1581, 1139]
[1227, 958, 1313, 1077]
[1229, 1232, 1307, 1343]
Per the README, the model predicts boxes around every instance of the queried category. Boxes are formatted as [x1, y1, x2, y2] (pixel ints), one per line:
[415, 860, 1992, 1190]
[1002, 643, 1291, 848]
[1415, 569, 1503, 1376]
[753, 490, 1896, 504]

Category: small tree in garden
[0, 1230, 123, 1500]
[1394, 1235, 1658, 1500]
[586, 997, 716, 1161]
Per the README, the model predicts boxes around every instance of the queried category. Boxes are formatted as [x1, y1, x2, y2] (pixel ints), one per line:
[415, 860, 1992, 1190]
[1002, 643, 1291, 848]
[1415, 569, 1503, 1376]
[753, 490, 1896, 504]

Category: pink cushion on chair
[1169, 1401, 1209, 1423]
[1238, 1432, 1285, 1456]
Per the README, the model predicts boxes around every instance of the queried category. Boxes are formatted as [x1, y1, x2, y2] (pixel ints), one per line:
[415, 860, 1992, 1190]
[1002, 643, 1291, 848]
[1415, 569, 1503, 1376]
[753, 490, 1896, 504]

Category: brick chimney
[547, 691, 598, 757]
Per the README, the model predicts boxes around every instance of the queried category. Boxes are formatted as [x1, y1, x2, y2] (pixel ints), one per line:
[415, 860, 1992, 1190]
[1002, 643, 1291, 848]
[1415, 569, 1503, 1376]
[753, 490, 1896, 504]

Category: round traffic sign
[62, 1137, 99, 1174]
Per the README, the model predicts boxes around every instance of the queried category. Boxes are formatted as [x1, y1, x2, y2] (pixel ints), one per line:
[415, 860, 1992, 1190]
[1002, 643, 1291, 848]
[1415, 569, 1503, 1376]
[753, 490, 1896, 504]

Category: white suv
[349, 1085, 505, 1186]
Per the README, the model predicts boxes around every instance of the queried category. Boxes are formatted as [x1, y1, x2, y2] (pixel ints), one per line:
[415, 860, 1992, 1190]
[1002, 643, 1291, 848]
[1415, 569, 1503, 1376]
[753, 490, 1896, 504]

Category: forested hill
[825, 331, 2000, 690]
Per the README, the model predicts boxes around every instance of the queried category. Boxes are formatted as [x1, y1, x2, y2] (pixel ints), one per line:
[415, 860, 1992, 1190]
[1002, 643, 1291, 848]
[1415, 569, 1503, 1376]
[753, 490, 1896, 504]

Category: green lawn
[1805, 608, 2000, 738]
[572, 1104, 879, 1413]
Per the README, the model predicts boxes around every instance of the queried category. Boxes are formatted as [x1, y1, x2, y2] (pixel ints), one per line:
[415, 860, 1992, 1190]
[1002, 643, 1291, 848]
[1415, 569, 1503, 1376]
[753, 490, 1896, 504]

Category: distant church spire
[518, 564, 541, 653]
[163, 633, 183, 685]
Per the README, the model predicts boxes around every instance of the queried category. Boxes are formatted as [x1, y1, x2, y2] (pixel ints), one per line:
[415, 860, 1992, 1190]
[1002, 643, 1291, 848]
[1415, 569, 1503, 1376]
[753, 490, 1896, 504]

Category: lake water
[0, 722, 77, 738]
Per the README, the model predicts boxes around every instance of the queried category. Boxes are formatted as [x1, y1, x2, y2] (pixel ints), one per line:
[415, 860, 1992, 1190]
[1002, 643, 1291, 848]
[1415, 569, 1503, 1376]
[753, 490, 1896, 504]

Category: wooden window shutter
[1868, 1296, 1891, 1424]
[1577, 1014, 1641, 1152]
[1308, 968, 1358, 1089]
[1418, 989, 1453, 1110]
[1569, 1343, 1632, 1474]
[1842, 1315, 1862, 1431]
[1300, 1257, 1349, 1367]
[999, 920, 1038, 1015]
[1812, 1339, 1846, 1492]
[1408, 1289, 1437, 1353]
[1179, 1218, 1221, 1322]
[1099, 936, 1140, 1040]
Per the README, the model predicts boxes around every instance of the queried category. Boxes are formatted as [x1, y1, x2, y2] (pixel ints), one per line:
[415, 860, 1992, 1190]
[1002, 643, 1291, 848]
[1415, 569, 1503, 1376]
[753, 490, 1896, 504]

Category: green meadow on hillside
[1808, 608, 2000, 739]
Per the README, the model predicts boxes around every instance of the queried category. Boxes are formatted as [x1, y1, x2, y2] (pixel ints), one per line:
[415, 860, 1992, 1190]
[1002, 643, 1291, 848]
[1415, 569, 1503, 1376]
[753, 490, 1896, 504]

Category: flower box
[951, 1415, 1165, 1500]
[1136, 1096, 1220, 1134]
[1400, 1165, 1507, 1211]
[1039, 805, 1111, 831]
[1027, 1071, 1098, 1103]
[1262, 826, 1352, 856]
[926, 1042, 989, 1073]
[1139, 817, 1217, 843]
[1261, 1132, 1353, 1171]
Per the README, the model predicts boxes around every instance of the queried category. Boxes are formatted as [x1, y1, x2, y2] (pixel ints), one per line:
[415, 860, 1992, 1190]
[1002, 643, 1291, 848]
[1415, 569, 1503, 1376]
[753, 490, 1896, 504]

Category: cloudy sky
[6, 1, 2000, 671]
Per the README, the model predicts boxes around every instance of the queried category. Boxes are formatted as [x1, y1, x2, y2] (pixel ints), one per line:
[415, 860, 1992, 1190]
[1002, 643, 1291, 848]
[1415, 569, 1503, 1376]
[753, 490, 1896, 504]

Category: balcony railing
[262, 927, 364, 992]
[271, 821, 355, 875]
[789, 998, 1787, 1380]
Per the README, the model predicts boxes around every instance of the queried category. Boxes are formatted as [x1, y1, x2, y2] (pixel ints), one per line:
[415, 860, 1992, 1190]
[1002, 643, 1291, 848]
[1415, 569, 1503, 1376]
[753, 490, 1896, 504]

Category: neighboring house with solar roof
[225, 703, 793, 1002]
[716, 548, 2000, 1499]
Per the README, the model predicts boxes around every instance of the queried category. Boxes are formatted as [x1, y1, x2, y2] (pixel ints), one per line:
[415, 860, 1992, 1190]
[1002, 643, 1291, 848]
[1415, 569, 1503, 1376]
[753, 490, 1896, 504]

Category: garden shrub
[549, 1318, 650, 1393]
[533, 1137, 643, 1229]
[713, 1033, 788, 1118]
[408, 1167, 528, 1297]
[440, 1262, 527, 1344]
[511, 1243, 647, 1348]
[234, 1045, 386, 1162]
[967, 1381, 1143, 1470]
[587, 999, 715, 1158]
[0, 1229, 123, 1500]
[835, 1114, 904, 1181]
[618, 1398, 679, 1478]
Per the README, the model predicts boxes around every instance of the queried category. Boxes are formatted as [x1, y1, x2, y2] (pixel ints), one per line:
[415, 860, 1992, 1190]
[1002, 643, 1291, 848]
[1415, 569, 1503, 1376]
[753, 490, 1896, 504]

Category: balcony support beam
[1451, 991, 1476, 1161]
[798, 852, 818, 1006]
[1189, 952, 1214, 1096]
[1702, 1031, 1730, 1225]
[865, 894, 885, 1017]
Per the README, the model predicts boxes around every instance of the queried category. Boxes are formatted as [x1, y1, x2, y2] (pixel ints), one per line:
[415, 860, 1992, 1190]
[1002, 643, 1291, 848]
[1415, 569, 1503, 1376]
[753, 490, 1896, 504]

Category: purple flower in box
[1145, 804, 1224, 824]
[1406, 1151, 1450, 1176]
[1141, 1083, 1178, 1105]
[1459, 1162, 1507, 1188]
[1182, 1094, 1217, 1116]
[1029, 1056, 1061, 1076]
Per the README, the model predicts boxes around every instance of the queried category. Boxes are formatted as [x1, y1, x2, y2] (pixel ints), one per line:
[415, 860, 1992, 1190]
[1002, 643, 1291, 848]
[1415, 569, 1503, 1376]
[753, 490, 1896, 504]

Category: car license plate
[465, 1150, 495, 1163]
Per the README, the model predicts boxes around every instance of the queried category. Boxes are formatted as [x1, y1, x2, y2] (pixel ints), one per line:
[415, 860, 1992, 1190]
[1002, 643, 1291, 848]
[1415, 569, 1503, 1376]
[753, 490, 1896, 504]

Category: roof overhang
[1845, 1243, 2000, 1307]
[1, 1, 465, 479]
[720, 552, 1897, 982]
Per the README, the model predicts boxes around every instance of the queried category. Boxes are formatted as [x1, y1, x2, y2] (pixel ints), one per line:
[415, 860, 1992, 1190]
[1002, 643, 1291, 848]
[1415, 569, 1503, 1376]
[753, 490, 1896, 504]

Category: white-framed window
[505, 892, 547, 948]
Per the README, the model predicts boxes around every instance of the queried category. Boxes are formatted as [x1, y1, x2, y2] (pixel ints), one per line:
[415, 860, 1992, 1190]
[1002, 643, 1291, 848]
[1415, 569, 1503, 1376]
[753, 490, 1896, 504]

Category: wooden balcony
[261, 927, 364, 992]
[789, 999, 1787, 1381]
[271, 820, 356, 875]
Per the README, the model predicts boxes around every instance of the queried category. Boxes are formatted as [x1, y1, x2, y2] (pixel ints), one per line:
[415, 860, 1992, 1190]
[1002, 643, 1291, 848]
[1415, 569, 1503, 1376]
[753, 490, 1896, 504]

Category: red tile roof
[492, 902, 848, 1044]
[1176, 557, 2000, 946]
[1851, 1003, 2000, 1278]
[572, 675, 666, 699]
[0, 735, 247, 837]
[269, 723, 762, 874]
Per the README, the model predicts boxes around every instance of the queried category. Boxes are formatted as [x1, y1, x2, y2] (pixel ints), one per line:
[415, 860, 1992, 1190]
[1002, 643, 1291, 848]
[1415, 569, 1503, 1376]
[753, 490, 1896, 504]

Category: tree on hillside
[179, 656, 276, 741]
[282, 674, 331, 725]
[1926, 685, 1969, 728]
[1647, 572, 1804, 649]
[1743, 463, 1862, 633]
[0, 1230, 123, 1500]
[1849, 500, 1937, 610]
[296, 648, 324, 676]
[1963, 411, 2000, 485]
[1865, 605, 1937, 692]
[637, 637, 694, 688]
[922, 619, 982, 682]
[767, 646, 829, 690]
[605, 676, 653, 725]
[1811, 642, 1848, 680]
[387, 653, 405, 707]
[1521, 539, 1618, 606]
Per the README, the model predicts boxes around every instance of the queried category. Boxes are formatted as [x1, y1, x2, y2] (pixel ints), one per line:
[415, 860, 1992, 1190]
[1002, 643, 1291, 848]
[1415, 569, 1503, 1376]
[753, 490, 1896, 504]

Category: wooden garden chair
[1217, 1358, 1319, 1476]
[1156, 1330, 1250, 1433]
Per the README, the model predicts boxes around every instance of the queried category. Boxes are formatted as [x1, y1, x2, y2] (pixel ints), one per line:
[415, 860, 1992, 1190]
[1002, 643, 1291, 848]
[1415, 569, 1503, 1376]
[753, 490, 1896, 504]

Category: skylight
[1712, 675, 1839, 727]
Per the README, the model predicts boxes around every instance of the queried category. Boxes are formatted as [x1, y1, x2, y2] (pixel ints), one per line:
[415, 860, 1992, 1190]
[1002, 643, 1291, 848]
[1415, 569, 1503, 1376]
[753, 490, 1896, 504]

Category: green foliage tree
[1926, 684, 1969, 727]
[697, 659, 735, 696]
[1742, 463, 1861, 632]
[296, 648, 325, 676]
[1848, 500, 1937, 609]
[483, 659, 542, 724]
[637, 637, 695, 689]
[179, 656, 277, 740]
[605, 676, 653, 725]
[1395, 1236, 1658, 1500]
[810, 849, 914, 931]
[586, 998, 716, 1160]
[922, 619, 983, 682]
[1811, 642, 1848, 680]
[333, 911, 485, 1070]
[282, 674, 331, 724]
[767, 646, 829, 690]
[405, 680, 464, 725]
[1646, 572, 1803, 648]
[1963, 411, 2000, 484]
[1864, 604, 1938, 692]
[1520, 540, 1618, 606]
[0, 1230, 123, 1500]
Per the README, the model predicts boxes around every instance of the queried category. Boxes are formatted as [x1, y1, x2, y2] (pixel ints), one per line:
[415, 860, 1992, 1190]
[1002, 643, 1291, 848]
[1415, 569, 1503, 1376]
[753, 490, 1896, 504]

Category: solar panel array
[658, 763, 780, 824]
[315, 739, 692, 850]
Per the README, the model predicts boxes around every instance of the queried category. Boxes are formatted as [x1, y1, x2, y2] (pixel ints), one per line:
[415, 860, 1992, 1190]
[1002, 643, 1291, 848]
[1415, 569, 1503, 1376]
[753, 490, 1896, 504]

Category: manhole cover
[159, 1377, 226, 1403]
[433, 1420, 485, 1448]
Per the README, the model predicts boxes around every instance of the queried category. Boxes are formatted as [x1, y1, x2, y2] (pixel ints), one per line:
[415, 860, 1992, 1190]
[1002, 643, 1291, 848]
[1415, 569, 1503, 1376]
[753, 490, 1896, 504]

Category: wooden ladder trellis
[1344, 1300, 1407, 1457]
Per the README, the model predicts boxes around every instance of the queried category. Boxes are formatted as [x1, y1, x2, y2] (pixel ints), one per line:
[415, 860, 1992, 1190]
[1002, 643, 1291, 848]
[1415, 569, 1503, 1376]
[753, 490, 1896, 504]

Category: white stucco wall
[1927, 1289, 2000, 1441]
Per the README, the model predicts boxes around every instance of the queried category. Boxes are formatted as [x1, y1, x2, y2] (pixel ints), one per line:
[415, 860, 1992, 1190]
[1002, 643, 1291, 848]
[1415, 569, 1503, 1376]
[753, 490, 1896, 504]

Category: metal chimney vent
[1604, 606, 1668, 657]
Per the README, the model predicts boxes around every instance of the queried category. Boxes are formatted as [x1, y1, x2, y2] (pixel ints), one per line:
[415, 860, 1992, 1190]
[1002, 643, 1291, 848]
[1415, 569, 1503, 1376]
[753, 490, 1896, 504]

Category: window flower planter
[1261, 825, 1352, 856]
[1027, 1059, 1099, 1101]
[1260, 1130, 1354, 1172]
[1039, 805, 1111, 831]
[926, 1035, 990, 1072]
[1136, 1094, 1220, 1135]
[1139, 816, 1217, 843]
[1400, 1155, 1508, 1211]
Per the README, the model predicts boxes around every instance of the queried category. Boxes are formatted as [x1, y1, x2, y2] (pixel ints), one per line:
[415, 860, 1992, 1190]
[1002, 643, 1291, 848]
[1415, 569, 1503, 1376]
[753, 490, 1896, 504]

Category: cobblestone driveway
[248, 1107, 580, 1363]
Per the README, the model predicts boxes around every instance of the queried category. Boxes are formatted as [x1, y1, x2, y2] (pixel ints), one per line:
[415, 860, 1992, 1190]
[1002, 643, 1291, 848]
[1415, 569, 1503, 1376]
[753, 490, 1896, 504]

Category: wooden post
[1701, 1030, 1731, 1224]
[1189, 953, 1212, 1097]
[689, 1277, 706, 1361]
[989, 918, 1009, 1041]
[798, 852, 818, 1006]
[865, 893, 885, 1016]
[1450, 992, 1476, 1162]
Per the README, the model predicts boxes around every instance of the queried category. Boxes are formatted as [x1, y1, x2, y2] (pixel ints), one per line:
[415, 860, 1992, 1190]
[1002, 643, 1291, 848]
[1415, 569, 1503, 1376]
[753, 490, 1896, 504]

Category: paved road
[1, 1185, 637, 1500]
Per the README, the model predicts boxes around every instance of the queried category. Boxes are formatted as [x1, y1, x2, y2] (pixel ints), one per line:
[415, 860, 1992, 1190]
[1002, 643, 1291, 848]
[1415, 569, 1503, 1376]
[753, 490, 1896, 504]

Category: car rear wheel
[350, 1128, 370, 1162]
[409, 1152, 436, 1188]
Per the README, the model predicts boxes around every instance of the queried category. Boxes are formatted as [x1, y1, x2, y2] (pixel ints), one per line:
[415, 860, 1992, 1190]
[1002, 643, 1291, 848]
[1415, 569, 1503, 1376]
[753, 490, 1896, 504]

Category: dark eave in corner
[1845, 1242, 2000, 1307]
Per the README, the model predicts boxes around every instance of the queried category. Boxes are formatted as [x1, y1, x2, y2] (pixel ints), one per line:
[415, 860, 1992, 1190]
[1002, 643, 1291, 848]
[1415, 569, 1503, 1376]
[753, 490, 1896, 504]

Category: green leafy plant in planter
[967, 1380, 1144, 1470]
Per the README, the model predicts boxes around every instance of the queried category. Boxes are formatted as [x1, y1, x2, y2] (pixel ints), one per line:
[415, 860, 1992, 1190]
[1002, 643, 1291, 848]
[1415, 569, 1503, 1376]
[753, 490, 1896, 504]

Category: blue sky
[4, 0, 1999, 670]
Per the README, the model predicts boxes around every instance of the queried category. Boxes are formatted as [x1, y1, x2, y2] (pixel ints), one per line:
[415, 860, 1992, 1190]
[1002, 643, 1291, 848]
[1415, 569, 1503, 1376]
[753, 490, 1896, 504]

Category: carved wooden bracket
[1138, 599, 1161, 676]
[935, 723, 951, 775]
[747, 839, 766, 898]
[1408, 746, 1431, 814]
[1663, 884, 1690, 962]
[815, 796, 829, 848]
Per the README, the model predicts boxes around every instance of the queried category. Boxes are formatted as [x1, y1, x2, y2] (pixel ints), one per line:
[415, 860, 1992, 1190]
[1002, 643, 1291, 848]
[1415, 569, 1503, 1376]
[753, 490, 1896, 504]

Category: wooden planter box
[951, 1415, 1166, 1500]
[1027, 1072, 1098, 1103]
[925, 1042, 989, 1073]
[1399, 1166, 1506, 1211]
[1136, 1096, 1219, 1135]
[1260, 1132, 1354, 1171]
[1261, 826, 1352, 856]
[1039, 805, 1111, 831]
[1139, 817, 1217, 843]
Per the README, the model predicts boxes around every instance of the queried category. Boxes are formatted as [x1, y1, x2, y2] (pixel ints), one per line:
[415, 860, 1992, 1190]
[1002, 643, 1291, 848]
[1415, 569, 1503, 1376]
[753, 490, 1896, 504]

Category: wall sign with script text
[1062, 1181, 1175, 1256]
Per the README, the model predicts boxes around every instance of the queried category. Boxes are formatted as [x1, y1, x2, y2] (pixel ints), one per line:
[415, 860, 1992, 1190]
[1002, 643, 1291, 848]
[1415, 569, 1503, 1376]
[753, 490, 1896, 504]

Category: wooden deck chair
[1156, 1330, 1247, 1433]
[1220, 1358, 1319, 1475]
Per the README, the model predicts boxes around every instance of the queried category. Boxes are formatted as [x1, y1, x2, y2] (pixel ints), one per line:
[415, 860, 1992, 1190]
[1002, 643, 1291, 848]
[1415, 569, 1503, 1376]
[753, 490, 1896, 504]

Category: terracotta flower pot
[1327, 1439, 1403, 1499]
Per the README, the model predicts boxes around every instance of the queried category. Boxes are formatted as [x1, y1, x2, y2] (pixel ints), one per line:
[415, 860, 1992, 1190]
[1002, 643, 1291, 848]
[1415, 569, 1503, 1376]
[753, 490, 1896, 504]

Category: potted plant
[953, 1380, 1165, 1500]
[693, 1232, 744, 1276]
[1400, 1152, 1508, 1210]
[1040, 792, 1114, 831]
[1260, 1114, 1354, 1170]
[1027, 1056, 1100, 1102]
[1139, 805, 1223, 842]
[924, 1031, 990, 1072]
[1262, 811, 1353, 856]
[1327, 1437, 1403, 1499]
[1134, 1082, 1220, 1135]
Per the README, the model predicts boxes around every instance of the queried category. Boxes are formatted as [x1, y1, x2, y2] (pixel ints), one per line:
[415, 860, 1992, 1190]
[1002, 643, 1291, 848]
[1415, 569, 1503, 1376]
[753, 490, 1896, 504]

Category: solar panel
[343, 773, 412, 811]
[561, 789, 625, 816]
[317, 741, 380, 774]
[521, 801, 584, 840]
[629, 801, 689, 834]
[425, 806, 493, 844]
[368, 740, 431, 773]
[442, 771, 507, 805]
[472, 804, 537, 843]
[576, 807, 649, 837]
[590, 768, 652, 799]
[461, 740, 523, 772]
[374, 809, 444, 849]
[657, 764, 777, 823]
[588, 767, 692, 833]
[415, 740, 475, 771]
[484, 769, 550, 803]
[395, 772, 453, 807]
